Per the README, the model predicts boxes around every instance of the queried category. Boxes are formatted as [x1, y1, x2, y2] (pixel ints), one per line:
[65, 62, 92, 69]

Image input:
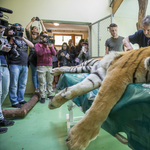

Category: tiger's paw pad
[48, 92, 68, 109]
[66, 123, 99, 150]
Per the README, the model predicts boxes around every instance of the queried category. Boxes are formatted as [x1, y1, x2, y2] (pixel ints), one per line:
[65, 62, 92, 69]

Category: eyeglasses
[63, 46, 67, 47]
[42, 31, 47, 33]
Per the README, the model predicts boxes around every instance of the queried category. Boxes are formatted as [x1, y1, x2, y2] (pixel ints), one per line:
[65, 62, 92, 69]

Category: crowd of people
[0, 15, 150, 134]
[0, 17, 89, 133]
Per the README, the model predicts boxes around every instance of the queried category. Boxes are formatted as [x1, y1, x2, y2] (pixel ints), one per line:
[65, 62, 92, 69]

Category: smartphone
[66, 53, 70, 58]
[82, 46, 85, 52]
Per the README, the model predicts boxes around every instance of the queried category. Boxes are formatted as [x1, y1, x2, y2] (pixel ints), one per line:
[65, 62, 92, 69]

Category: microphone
[0, 7, 13, 14]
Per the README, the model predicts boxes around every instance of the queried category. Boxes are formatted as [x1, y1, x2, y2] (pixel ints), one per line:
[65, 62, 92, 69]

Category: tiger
[50, 51, 121, 108]
[49, 46, 150, 150]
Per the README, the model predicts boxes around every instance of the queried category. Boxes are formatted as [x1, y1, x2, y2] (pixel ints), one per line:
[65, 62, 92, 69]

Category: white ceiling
[43, 0, 150, 31]
[44, 23, 89, 32]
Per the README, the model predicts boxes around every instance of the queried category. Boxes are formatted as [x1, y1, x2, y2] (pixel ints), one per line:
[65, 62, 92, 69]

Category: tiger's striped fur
[51, 57, 101, 76]
[51, 51, 122, 76]
[50, 51, 122, 108]
[49, 47, 150, 150]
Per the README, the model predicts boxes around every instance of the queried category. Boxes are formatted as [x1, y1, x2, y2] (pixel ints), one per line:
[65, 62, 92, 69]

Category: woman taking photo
[78, 42, 89, 64]
[25, 17, 46, 92]
[58, 42, 75, 67]
[68, 39, 76, 66]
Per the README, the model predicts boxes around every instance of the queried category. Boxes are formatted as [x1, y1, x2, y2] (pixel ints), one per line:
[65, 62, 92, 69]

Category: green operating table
[57, 73, 150, 150]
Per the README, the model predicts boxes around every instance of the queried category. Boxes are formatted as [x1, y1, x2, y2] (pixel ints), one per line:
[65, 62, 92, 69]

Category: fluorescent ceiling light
[54, 23, 59, 26]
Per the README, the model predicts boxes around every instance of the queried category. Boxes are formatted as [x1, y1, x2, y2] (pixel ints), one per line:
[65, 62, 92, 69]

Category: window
[53, 34, 82, 46]
[75, 36, 81, 45]
[55, 35, 72, 45]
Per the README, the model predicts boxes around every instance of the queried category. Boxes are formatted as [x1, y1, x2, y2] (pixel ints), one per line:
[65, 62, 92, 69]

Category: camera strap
[17, 47, 28, 51]
[13, 39, 20, 48]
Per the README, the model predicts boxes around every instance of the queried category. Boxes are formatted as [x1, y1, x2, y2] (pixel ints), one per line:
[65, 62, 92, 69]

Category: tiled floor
[0, 94, 130, 150]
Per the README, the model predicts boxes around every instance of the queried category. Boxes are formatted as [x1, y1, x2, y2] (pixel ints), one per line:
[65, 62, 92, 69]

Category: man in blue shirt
[123, 15, 150, 50]
[0, 26, 15, 134]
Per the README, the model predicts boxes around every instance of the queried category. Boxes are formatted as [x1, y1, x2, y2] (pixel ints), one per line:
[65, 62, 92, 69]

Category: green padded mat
[57, 73, 150, 150]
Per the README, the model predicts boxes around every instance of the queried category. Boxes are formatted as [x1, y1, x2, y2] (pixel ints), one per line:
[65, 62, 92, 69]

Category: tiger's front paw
[51, 68, 63, 76]
[48, 91, 68, 109]
[66, 121, 100, 150]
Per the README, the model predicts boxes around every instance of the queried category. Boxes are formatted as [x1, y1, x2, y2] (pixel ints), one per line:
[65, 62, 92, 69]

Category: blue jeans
[30, 62, 39, 89]
[0, 66, 10, 120]
[9, 65, 28, 105]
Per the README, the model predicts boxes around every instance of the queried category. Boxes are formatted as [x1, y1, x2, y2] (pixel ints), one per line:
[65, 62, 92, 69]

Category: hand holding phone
[66, 53, 70, 59]
[82, 46, 86, 53]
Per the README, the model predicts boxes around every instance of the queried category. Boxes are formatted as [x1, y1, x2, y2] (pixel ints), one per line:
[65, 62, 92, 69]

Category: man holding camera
[0, 26, 15, 133]
[6, 23, 34, 108]
[35, 31, 56, 103]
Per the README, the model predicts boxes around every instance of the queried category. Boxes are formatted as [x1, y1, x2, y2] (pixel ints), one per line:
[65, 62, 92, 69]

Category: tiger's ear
[144, 57, 150, 71]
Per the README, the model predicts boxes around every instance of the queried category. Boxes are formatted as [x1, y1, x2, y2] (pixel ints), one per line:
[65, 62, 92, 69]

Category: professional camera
[0, 19, 8, 28]
[35, 17, 40, 21]
[43, 36, 55, 44]
[47, 37, 55, 44]
[4, 24, 23, 37]
[6, 44, 20, 58]
[0, 7, 13, 28]
[6, 38, 21, 58]
[0, 7, 13, 50]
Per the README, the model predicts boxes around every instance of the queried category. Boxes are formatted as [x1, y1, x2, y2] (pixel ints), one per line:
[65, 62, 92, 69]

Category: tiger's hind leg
[48, 68, 105, 109]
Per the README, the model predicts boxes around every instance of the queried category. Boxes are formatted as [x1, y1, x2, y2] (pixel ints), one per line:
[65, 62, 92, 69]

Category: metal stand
[66, 100, 83, 133]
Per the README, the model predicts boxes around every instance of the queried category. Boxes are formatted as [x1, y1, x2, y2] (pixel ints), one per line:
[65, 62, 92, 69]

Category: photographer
[0, 26, 15, 134]
[68, 39, 76, 66]
[7, 23, 34, 108]
[35, 31, 56, 103]
[25, 17, 46, 92]
[78, 42, 89, 64]
[58, 42, 75, 67]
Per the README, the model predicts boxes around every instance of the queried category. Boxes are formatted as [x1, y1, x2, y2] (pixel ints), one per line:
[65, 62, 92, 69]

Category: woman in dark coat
[58, 42, 75, 67]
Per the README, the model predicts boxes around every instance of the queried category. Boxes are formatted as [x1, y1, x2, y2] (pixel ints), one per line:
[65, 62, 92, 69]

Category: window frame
[53, 34, 83, 47]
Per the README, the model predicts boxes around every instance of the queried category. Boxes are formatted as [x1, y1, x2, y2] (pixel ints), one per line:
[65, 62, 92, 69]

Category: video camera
[0, 7, 13, 28]
[4, 24, 24, 37]
[0, 7, 23, 37]
[0, 7, 13, 51]
[47, 36, 55, 44]
[43, 35, 55, 44]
